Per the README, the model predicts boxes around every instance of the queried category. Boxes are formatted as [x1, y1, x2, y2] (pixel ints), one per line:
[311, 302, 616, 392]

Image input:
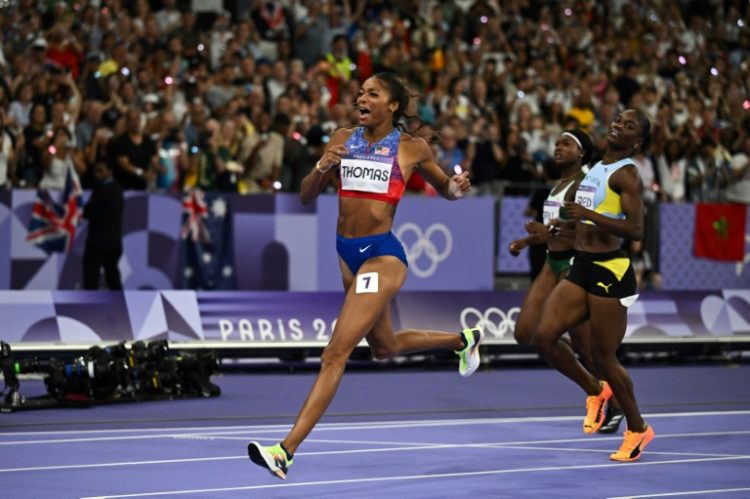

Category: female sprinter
[248, 72, 480, 479]
[509, 129, 623, 434]
[533, 109, 654, 461]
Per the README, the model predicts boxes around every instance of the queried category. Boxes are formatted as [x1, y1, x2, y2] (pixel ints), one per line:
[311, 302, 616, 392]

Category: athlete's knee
[320, 344, 352, 369]
[530, 328, 557, 355]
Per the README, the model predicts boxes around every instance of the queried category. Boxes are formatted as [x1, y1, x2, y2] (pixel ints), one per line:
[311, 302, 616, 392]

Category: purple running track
[1, 365, 749, 498]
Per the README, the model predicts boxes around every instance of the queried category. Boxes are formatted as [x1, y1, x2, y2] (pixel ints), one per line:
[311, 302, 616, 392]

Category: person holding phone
[247, 72, 481, 480]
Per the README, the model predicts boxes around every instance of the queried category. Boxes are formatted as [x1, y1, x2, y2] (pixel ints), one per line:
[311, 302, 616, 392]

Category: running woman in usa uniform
[248, 72, 479, 479]
[533, 109, 655, 462]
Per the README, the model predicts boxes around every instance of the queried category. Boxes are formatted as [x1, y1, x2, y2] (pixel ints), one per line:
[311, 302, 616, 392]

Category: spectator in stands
[726, 135, 750, 204]
[0, 110, 18, 189]
[655, 138, 688, 203]
[435, 124, 468, 175]
[39, 126, 86, 190]
[110, 108, 158, 190]
[241, 112, 289, 193]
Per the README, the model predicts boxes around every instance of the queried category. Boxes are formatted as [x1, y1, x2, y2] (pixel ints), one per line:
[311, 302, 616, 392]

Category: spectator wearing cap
[29, 37, 49, 66]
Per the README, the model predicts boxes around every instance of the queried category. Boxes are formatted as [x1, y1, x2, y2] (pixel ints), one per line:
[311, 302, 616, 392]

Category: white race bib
[340, 158, 391, 193]
[575, 184, 596, 210]
[542, 200, 561, 225]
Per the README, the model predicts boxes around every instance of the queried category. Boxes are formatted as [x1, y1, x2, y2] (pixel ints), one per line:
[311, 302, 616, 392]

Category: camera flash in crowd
[710, 67, 719, 76]
[743, 100, 750, 111]
[164, 76, 174, 85]
[480, 16, 488, 24]
[120, 67, 130, 76]
[48, 146, 56, 155]
[678, 55, 687, 65]
[453, 165, 463, 175]
[272, 181, 282, 191]
[197, 43, 205, 52]
[473, 37, 481, 46]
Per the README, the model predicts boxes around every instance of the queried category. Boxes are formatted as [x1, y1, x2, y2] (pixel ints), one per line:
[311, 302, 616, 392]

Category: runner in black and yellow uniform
[509, 129, 624, 434]
[534, 109, 654, 462]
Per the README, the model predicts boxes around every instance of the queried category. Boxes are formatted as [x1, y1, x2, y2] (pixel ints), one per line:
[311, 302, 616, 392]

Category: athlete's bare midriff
[337, 197, 397, 237]
[575, 222, 622, 253]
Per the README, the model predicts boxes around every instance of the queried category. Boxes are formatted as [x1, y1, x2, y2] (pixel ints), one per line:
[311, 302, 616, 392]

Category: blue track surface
[2, 365, 750, 498]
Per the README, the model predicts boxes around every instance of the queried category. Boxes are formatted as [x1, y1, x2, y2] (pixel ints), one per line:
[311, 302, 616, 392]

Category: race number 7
[356, 272, 379, 294]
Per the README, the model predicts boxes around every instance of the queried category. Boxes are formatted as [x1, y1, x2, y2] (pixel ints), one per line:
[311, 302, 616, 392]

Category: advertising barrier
[2, 289, 748, 350]
[0, 192, 494, 292]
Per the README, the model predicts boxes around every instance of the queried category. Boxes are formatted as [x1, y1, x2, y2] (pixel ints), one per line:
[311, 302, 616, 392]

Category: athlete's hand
[318, 145, 347, 171]
[448, 170, 471, 199]
[563, 201, 590, 221]
[508, 239, 526, 256]
[524, 220, 545, 235]
[548, 218, 564, 236]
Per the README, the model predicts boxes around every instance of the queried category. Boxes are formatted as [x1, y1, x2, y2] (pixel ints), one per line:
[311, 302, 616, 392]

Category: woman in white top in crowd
[39, 127, 85, 189]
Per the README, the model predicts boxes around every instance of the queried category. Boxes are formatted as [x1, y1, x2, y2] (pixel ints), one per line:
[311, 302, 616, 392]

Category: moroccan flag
[694, 203, 747, 261]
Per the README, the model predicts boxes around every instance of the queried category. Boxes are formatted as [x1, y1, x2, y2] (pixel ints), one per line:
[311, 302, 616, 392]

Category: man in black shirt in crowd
[82, 160, 124, 290]
[111, 108, 158, 190]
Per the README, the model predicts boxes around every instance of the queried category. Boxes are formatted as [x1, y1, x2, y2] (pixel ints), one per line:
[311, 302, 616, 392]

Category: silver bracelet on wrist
[315, 161, 332, 173]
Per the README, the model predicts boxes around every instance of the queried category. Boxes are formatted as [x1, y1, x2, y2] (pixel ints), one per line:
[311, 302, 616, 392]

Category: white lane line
[607, 487, 750, 498]
[77, 456, 750, 499]
[3, 431, 749, 474]
[487, 445, 747, 458]
[3, 409, 749, 437]
[4, 416, 750, 446]
[2, 426, 750, 449]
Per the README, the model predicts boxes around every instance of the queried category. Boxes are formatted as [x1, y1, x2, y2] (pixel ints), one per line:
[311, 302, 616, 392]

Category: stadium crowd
[0, 0, 748, 287]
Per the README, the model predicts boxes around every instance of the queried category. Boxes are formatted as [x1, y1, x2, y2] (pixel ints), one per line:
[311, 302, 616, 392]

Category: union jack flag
[26, 166, 84, 253]
[180, 189, 210, 243]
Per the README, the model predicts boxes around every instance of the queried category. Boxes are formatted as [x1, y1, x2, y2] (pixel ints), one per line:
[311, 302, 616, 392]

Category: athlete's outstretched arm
[299, 129, 351, 205]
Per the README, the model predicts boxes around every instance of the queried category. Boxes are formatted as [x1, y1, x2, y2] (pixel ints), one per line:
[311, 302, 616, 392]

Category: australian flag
[26, 166, 84, 253]
[179, 189, 236, 289]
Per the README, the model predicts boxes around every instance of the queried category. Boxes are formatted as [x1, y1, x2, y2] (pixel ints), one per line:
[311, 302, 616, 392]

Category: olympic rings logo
[394, 222, 452, 278]
[460, 306, 520, 338]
